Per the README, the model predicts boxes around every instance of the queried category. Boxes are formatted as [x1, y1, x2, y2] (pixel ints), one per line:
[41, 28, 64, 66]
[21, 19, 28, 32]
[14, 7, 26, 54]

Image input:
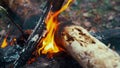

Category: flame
[1, 34, 16, 48]
[38, 0, 72, 55]
[1, 37, 8, 48]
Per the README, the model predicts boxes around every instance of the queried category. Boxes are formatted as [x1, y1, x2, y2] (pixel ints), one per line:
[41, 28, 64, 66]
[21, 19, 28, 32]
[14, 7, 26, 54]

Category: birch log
[55, 23, 120, 68]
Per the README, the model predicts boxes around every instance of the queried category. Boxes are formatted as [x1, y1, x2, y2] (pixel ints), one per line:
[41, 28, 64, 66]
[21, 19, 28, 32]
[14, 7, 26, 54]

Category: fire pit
[0, 0, 120, 68]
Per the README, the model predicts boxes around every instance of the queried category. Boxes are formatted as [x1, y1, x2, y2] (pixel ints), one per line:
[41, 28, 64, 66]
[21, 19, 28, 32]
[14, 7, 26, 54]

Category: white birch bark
[55, 24, 120, 68]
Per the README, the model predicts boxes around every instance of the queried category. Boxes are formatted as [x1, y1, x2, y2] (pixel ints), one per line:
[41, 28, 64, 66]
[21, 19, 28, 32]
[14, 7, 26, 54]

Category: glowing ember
[1, 34, 16, 48]
[10, 38, 17, 45]
[1, 38, 8, 48]
[38, 0, 72, 55]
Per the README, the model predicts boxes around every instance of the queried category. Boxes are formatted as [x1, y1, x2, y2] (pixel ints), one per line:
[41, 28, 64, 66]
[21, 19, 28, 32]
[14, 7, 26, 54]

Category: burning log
[55, 23, 120, 68]
[12, 0, 66, 67]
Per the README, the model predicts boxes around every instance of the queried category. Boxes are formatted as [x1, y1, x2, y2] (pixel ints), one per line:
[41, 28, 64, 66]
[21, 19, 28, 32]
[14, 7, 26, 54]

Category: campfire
[0, 0, 120, 68]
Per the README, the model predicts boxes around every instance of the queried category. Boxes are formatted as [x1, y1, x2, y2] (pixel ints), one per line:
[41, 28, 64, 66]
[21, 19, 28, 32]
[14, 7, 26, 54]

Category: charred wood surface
[51, 0, 64, 12]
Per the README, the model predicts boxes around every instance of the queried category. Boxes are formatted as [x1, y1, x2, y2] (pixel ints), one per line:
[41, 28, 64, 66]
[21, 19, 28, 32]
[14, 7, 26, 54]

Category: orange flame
[1, 37, 8, 48]
[38, 0, 72, 55]
[1, 34, 16, 48]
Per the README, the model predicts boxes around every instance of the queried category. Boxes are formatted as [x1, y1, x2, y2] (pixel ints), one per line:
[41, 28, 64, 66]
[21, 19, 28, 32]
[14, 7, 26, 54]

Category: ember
[10, 37, 16, 45]
[0, 31, 17, 48]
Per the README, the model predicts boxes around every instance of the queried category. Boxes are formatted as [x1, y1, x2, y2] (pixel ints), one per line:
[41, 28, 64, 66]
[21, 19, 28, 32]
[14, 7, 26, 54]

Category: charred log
[12, 0, 66, 68]
[51, 0, 64, 12]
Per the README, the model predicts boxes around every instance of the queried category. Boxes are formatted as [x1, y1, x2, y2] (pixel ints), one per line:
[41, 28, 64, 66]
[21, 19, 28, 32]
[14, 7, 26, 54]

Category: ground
[61, 0, 120, 32]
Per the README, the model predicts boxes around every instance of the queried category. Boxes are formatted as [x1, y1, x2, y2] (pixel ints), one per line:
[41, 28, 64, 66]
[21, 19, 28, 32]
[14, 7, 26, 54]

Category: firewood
[55, 23, 120, 68]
